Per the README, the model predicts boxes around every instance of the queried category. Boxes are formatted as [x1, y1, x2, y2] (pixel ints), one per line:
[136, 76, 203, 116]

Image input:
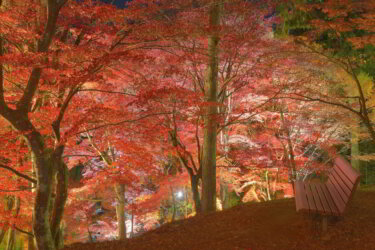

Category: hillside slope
[63, 186, 375, 250]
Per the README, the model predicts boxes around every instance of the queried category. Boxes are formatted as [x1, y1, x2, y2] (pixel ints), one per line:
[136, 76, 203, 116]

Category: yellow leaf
[358, 71, 373, 98]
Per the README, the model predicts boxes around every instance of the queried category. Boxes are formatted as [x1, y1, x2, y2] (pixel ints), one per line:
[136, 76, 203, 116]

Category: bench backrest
[326, 156, 361, 214]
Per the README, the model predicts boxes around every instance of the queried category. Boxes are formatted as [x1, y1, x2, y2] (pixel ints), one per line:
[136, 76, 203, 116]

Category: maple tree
[0, 0, 164, 249]
[276, 0, 375, 148]
[121, 0, 284, 214]
[64, 116, 164, 242]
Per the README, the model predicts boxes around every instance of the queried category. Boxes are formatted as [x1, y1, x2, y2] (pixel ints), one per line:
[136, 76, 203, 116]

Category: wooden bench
[294, 156, 361, 232]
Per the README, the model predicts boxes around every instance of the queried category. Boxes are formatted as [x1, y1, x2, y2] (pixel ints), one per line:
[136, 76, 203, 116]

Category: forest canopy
[0, 0, 374, 249]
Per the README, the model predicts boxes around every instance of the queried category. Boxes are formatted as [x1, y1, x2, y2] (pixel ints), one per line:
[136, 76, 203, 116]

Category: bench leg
[322, 216, 328, 234]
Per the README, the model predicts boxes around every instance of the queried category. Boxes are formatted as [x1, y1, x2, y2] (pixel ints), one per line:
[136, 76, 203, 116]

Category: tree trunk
[280, 110, 296, 179]
[184, 186, 188, 218]
[115, 183, 126, 240]
[220, 88, 231, 157]
[265, 170, 271, 201]
[50, 159, 68, 249]
[27, 149, 36, 250]
[351, 120, 361, 188]
[29, 142, 67, 250]
[190, 173, 201, 214]
[130, 208, 134, 238]
[26, 132, 61, 250]
[201, 0, 221, 214]
[7, 196, 21, 250]
[362, 115, 375, 144]
[349, 62, 375, 144]
[170, 186, 176, 222]
[176, 154, 202, 214]
[5, 228, 14, 250]
[56, 223, 64, 249]
[28, 233, 36, 250]
[219, 180, 229, 210]
[29, 150, 37, 250]
[32, 150, 56, 250]
[0, 229, 6, 244]
[351, 133, 360, 169]
[87, 136, 127, 241]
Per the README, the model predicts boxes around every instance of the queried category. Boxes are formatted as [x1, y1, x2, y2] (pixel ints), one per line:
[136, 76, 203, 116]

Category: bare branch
[0, 164, 37, 184]
[195, 116, 202, 169]
[294, 39, 350, 73]
[14, 226, 34, 237]
[74, 112, 172, 135]
[0, 187, 36, 192]
[78, 88, 136, 97]
[63, 154, 97, 158]
[284, 94, 361, 115]
[52, 87, 79, 142]
[85, 128, 112, 166]
[110, 29, 132, 51]
[218, 88, 283, 132]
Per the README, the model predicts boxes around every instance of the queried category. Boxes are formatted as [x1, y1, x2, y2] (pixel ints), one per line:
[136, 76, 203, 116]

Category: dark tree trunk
[32, 151, 56, 250]
[190, 174, 201, 214]
[0, 229, 6, 244]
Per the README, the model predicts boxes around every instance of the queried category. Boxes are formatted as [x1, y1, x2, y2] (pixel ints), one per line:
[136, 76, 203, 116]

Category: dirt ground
[63, 186, 375, 250]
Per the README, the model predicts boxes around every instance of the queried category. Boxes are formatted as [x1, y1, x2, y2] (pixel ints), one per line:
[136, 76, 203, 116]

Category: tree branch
[110, 29, 132, 51]
[16, 1, 61, 113]
[284, 94, 361, 115]
[0, 187, 36, 192]
[78, 88, 136, 96]
[85, 129, 112, 166]
[294, 39, 349, 73]
[218, 88, 282, 133]
[74, 112, 172, 135]
[14, 226, 34, 237]
[0, 164, 37, 184]
[0, 36, 7, 112]
[63, 154, 97, 158]
[171, 107, 199, 174]
[57, 0, 68, 10]
[52, 87, 79, 142]
[195, 116, 201, 169]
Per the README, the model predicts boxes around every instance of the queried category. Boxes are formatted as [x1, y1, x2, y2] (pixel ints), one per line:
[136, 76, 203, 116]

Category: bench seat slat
[334, 157, 361, 184]
[309, 183, 325, 213]
[295, 181, 309, 212]
[326, 178, 346, 214]
[312, 183, 332, 215]
[328, 172, 348, 204]
[330, 169, 351, 203]
[319, 183, 340, 216]
[333, 164, 354, 189]
[304, 182, 317, 212]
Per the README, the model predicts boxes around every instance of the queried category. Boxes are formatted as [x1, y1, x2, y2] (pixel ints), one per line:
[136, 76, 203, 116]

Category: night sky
[99, 0, 131, 9]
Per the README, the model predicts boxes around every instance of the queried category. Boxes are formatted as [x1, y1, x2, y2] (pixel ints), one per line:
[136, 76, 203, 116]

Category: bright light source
[176, 191, 184, 199]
